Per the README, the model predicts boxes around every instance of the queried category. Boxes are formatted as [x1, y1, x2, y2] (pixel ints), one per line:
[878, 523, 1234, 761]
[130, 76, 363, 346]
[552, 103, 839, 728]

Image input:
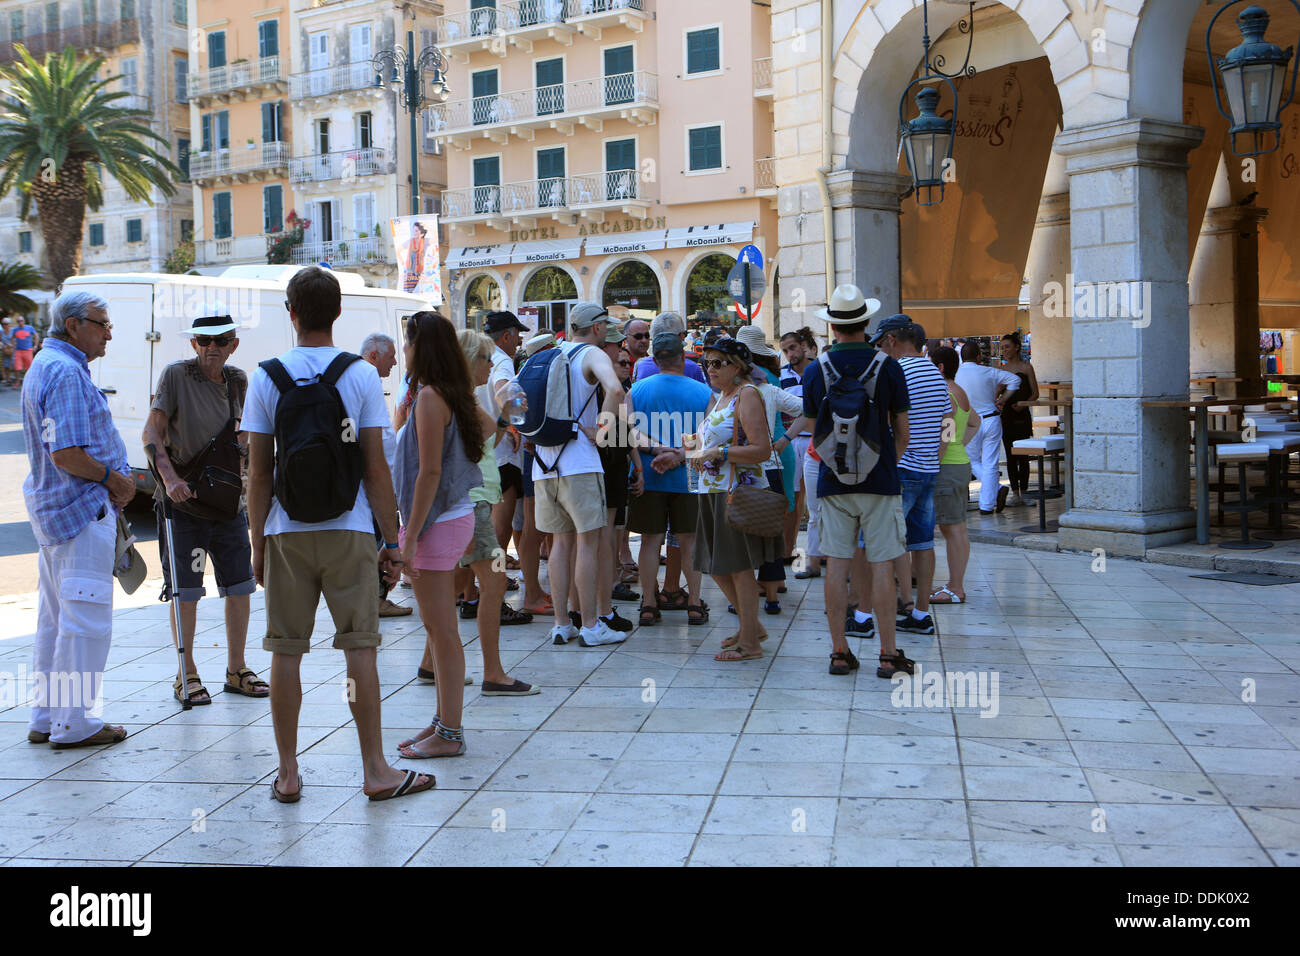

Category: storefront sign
[665, 221, 755, 249]
[586, 229, 669, 256]
[510, 238, 584, 264]
[446, 245, 513, 270]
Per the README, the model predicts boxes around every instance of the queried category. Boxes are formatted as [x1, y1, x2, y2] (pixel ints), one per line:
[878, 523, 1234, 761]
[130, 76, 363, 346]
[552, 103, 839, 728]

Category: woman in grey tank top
[394, 312, 485, 759]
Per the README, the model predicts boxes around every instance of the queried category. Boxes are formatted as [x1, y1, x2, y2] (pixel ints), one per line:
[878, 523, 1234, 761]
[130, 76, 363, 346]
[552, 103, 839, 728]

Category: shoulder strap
[862, 351, 889, 400]
[321, 351, 363, 387]
[258, 358, 295, 395]
[817, 351, 840, 386]
[223, 367, 238, 420]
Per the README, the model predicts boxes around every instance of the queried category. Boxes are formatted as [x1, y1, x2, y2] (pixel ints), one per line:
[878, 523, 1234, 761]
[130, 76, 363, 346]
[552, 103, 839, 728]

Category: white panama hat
[816, 284, 882, 326]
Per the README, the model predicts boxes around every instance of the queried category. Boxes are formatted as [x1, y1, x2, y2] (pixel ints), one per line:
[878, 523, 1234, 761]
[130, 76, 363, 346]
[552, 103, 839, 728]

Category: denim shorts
[156, 503, 257, 603]
[898, 467, 938, 551]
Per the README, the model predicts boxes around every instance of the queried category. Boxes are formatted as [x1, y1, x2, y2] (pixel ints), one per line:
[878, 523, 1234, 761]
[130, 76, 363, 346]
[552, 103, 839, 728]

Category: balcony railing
[291, 238, 390, 267]
[432, 70, 658, 142]
[0, 19, 139, 63]
[199, 234, 273, 263]
[443, 170, 650, 222]
[439, 0, 646, 53]
[190, 142, 289, 182]
[110, 92, 150, 111]
[290, 62, 381, 100]
[289, 147, 390, 183]
[755, 157, 776, 193]
[191, 56, 286, 100]
[754, 57, 772, 95]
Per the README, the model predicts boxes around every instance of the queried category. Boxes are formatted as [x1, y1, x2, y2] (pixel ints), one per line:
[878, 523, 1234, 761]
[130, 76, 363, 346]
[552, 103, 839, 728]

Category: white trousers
[803, 450, 822, 558]
[31, 509, 115, 743]
[969, 414, 1005, 512]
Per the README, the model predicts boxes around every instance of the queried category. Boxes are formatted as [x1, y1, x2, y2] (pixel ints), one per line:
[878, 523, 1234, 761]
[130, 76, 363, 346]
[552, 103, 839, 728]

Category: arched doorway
[602, 259, 661, 321]
[521, 266, 577, 334]
[464, 274, 502, 332]
[685, 253, 736, 329]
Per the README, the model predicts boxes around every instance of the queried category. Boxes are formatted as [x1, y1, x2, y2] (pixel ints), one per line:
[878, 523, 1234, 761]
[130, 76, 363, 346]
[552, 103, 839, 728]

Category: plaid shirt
[22, 338, 129, 546]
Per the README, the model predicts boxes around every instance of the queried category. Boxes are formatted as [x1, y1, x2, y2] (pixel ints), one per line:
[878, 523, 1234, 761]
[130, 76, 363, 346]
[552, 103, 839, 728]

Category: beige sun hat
[524, 332, 557, 356]
[734, 324, 778, 359]
[816, 284, 882, 326]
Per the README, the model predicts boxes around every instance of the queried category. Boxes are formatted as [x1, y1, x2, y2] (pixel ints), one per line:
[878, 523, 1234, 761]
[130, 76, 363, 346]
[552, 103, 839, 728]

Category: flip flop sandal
[50, 724, 128, 749]
[504, 555, 521, 570]
[929, 586, 964, 605]
[620, 563, 640, 584]
[720, 629, 769, 650]
[523, 600, 555, 615]
[224, 667, 270, 698]
[173, 674, 212, 706]
[398, 738, 467, 759]
[366, 769, 436, 802]
[271, 774, 302, 803]
[687, 603, 709, 625]
[714, 647, 763, 662]
[505, 577, 520, 591]
[639, 605, 661, 626]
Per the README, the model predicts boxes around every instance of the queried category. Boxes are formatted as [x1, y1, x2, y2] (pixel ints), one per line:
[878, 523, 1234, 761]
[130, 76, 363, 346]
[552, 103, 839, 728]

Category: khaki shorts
[459, 501, 500, 567]
[534, 471, 607, 534]
[817, 492, 906, 563]
[935, 463, 970, 526]
[263, 530, 380, 654]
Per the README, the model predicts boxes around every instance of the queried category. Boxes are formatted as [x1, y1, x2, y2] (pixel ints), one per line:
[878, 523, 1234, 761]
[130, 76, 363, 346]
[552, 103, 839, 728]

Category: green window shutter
[208, 31, 226, 68]
[213, 193, 232, 239]
[687, 29, 719, 74]
[217, 111, 229, 149]
[258, 20, 278, 59]
[689, 126, 721, 170]
[178, 138, 190, 180]
[200, 115, 211, 153]
[126, 219, 142, 242]
[263, 185, 283, 233]
[89, 223, 105, 246]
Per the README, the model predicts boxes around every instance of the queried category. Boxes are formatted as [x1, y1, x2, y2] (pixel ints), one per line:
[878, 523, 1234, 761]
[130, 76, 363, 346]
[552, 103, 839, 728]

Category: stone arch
[460, 269, 507, 331]
[1127, 0, 1203, 123]
[516, 261, 583, 304]
[590, 253, 668, 313]
[837, 0, 1103, 174]
[671, 246, 738, 319]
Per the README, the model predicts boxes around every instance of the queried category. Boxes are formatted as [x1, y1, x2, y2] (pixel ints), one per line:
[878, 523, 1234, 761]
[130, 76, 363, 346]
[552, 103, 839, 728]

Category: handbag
[722, 394, 786, 537]
[155, 368, 245, 522]
[113, 511, 147, 595]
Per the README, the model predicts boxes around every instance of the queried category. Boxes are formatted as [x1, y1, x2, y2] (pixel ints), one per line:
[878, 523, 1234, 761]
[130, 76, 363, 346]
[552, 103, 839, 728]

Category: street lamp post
[373, 31, 451, 217]
[1206, 1, 1300, 157]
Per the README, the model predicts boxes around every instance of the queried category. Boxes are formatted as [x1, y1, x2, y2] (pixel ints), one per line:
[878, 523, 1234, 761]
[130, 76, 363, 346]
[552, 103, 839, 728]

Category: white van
[63, 265, 432, 495]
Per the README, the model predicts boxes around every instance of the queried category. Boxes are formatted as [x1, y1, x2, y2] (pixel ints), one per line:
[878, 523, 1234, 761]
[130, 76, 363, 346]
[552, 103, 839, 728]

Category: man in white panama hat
[142, 313, 265, 706]
[802, 284, 916, 681]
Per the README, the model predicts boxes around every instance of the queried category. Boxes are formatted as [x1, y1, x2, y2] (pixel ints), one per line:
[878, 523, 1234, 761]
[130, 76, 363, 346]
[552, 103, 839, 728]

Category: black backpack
[259, 352, 365, 523]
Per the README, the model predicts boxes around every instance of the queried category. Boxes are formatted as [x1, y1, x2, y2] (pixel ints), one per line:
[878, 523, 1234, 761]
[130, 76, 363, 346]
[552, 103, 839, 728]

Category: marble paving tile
[573, 792, 712, 833]
[969, 800, 1111, 844]
[407, 826, 565, 866]
[0, 813, 76, 857]
[540, 706, 653, 732]
[1236, 806, 1300, 850]
[546, 829, 696, 866]
[974, 842, 1122, 866]
[21, 816, 187, 861]
[1101, 803, 1258, 847]
[597, 759, 729, 795]
[719, 761, 842, 798]
[0, 779, 136, 817]
[1060, 718, 1178, 744]
[836, 797, 969, 841]
[1083, 769, 1224, 806]
[688, 834, 832, 866]
[485, 756, 615, 793]
[840, 763, 965, 800]
[845, 734, 958, 765]
[1166, 721, 1295, 750]
[640, 707, 750, 734]
[272, 822, 436, 867]
[143, 820, 317, 865]
[619, 732, 739, 763]
[448, 790, 590, 831]
[1069, 741, 1200, 773]
[832, 837, 974, 866]
[1187, 746, 1300, 776]
[1116, 845, 1274, 866]
[964, 766, 1094, 802]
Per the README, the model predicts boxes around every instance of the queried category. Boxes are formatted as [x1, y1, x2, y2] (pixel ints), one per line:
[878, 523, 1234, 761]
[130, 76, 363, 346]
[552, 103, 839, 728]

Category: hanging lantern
[1207, 1, 1300, 156]
[900, 84, 955, 206]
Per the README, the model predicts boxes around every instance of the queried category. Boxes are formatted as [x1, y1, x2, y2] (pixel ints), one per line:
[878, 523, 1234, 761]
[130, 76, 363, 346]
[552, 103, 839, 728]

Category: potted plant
[358, 231, 368, 239]
[337, 241, 349, 261]
[246, 137, 256, 149]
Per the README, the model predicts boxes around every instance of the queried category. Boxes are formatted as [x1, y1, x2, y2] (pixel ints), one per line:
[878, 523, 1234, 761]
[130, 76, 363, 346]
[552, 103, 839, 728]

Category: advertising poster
[390, 214, 442, 305]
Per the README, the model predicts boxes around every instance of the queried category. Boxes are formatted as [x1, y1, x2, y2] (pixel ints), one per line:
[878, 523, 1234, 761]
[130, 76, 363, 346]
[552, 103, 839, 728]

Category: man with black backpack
[244, 266, 432, 803]
[142, 314, 263, 706]
[803, 285, 914, 680]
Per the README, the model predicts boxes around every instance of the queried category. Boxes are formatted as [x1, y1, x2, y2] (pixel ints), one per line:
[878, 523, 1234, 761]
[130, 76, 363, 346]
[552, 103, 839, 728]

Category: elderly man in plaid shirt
[21, 291, 134, 748]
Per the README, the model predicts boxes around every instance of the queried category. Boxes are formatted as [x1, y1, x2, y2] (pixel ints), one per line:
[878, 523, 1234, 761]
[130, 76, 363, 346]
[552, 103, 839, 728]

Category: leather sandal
[173, 673, 211, 705]
[829, 649, 860, 676]
[657, 588, 689, 611]
[687, 602, 709, 625]
[639, 605, 661, 626]
[876, 650, 916, 679]
[224, 667, 269, 698]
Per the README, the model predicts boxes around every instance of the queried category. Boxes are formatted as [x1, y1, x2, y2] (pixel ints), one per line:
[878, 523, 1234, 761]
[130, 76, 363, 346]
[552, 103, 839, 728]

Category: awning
[664, 221, 754, 250]
[585, 230, 668, 256]
[446, 245, 513, 270]
[510, 237, 584, 265]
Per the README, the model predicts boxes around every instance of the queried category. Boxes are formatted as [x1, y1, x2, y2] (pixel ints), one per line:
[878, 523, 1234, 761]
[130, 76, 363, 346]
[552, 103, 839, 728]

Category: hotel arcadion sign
[510, 216, 667, 244]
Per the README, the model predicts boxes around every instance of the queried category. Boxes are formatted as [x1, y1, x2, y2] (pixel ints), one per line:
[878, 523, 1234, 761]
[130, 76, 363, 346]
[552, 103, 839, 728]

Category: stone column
[1189, 204, 1267, 392]
[1054, 118, 1204, 556]
[1024, 191, 1072, 382]
[826, 169, 912, 317]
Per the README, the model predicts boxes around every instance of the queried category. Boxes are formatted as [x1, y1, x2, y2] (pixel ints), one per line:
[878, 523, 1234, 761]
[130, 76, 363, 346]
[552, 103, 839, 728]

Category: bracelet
[99, 463, 111, 485]
[721, 445, 729, 463]
[496, 417, 508, 429]
[383, 541, 399, 551]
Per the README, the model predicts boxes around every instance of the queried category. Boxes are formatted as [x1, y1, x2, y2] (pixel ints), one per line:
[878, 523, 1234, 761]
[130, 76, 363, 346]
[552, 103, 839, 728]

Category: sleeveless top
[395, 392, 483, 541]
[940, 386, 972, 466]
[1001, 370, 1032, 423]
[696, 385, 769, 494]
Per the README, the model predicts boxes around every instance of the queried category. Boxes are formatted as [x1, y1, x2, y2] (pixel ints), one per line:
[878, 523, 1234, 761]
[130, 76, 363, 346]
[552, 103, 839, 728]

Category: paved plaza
[0, 536, 1297, 867]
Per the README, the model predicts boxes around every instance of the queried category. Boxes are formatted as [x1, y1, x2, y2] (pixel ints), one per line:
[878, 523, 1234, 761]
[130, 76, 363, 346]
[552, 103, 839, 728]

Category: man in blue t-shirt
[801, 285, 912, 680]
[625, 333, 713, 625]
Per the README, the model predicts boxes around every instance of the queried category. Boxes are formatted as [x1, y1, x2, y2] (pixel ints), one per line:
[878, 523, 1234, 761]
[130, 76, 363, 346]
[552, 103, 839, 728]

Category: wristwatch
[496, 416, 508, 429]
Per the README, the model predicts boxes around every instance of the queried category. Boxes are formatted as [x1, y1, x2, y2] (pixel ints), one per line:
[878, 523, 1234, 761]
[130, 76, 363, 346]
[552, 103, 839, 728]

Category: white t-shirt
[954, 362, 1020, 417]
[532, 341, 602, 481]
[476, 345, 520, 468]
[243, 346, 390, 537]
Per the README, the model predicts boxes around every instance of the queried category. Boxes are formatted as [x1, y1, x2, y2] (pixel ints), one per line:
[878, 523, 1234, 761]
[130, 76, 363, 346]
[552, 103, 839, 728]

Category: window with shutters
[173, 0, 186, 26]
[175, 57, 188, 101]
[262, 102, 283, 143]
[180, 219, 193, 242]
[82, 0, 95, 27]
[353, 193, 374, 237]
[208, 30, 226, 69]
[126, 219, 142, 243]
[357, 112, 372, 149]
[685, 26, 721, 75]
[177, 138, 190, 180]
[121, 57, 138, 94]
[200, 115, 211, 153]
[120, 0, 134, 20]
[89, 223, 105, 246]
[44, 3, 58, 34]
[603, 46, 634, 105]
[9, 11, 22, 43]
[535, 58, 563, 116]
[19, 232, 31, 253]
[216, 110, 229, 149]
[316, 119, 330, 155]
[471, 69, 498, 126]
[263, 185, 283, 234]
[258, 20, 278, 59]
[687, 124, 723, 172]
[213, 192, 232, 239]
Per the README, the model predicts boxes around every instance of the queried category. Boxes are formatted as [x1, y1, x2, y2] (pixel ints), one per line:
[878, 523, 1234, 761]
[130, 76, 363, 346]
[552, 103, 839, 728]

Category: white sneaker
[550, 624, 579, 646]
[579, 620, 626, 646]
[1007, 492, 1025, 507]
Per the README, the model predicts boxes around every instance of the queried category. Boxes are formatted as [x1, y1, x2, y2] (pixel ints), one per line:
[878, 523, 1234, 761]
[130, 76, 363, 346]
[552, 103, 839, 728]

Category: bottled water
[503, 381, 527, 425]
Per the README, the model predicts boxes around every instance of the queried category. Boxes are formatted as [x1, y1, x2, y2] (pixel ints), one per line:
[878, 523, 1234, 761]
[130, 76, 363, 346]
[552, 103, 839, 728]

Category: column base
[1056, 508, 1196, 557]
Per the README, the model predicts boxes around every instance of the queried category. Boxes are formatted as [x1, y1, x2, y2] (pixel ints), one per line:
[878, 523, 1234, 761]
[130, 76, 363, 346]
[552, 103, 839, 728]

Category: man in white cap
[802, 285, 914, 680]
[143, 313, 265, 705]
[534, 302, 628, 647]
[632, 311, 708, 384]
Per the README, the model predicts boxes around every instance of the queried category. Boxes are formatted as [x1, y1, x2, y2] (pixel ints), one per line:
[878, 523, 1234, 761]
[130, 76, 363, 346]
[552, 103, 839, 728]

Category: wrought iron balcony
[289, 148, 391, 184]
[754, 57, 773, 98]
[290, 62, 384, 101]
[442, 169, 652, 228]
[190, 142, 289, 184]
[755, 157, 776, 195]
[438, 0, 646, 60]
[290, 237, 390, 267]
[191, 56, 287, 103]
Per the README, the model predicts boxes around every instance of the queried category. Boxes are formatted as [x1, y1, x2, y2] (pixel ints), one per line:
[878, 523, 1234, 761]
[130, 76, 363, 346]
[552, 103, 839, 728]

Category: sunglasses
[629, 332, 649, 340]
[195, 334, 234, 347]
[81, 316, 112, 331]
[702, 359, 731, 371]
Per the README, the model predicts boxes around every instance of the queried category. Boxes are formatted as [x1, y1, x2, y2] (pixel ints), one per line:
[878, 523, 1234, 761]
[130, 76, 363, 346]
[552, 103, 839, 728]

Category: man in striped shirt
[872, 315, 951, 635]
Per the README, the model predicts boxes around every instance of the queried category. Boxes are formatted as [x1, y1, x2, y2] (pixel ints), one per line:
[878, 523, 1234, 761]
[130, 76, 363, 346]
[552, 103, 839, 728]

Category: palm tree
[0, 45, 180, 285]
[0, 262, 44, 317]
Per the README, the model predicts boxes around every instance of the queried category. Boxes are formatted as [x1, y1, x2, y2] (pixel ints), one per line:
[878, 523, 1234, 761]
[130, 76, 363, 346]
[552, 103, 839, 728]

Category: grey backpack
[811, 350, 889, 485]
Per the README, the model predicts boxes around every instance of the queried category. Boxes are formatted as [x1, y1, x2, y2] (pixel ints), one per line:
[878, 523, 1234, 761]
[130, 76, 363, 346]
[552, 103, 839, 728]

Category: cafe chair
[1214, 443, 1273, 550]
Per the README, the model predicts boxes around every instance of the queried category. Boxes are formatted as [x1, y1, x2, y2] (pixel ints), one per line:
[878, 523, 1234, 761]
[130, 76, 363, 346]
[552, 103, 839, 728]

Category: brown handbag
[723, 392, 786, 537]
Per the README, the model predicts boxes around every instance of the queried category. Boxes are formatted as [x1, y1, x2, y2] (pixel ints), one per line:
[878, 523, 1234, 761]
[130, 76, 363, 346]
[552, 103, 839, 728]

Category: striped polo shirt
[897, 355, 951, 474]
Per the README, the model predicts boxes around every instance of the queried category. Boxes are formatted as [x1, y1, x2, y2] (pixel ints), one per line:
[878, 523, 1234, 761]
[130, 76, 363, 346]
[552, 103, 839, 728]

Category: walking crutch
[160, 494, 193, 712]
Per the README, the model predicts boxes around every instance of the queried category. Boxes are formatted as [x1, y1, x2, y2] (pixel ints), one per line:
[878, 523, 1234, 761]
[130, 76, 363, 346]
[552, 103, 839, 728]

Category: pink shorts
[399, 513, 475, 571]
[12, 350, 32, 371]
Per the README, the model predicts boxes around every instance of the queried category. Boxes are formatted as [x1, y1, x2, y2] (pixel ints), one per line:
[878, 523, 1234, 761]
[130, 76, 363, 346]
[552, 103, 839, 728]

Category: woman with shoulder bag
[691, 337, 783, 662]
